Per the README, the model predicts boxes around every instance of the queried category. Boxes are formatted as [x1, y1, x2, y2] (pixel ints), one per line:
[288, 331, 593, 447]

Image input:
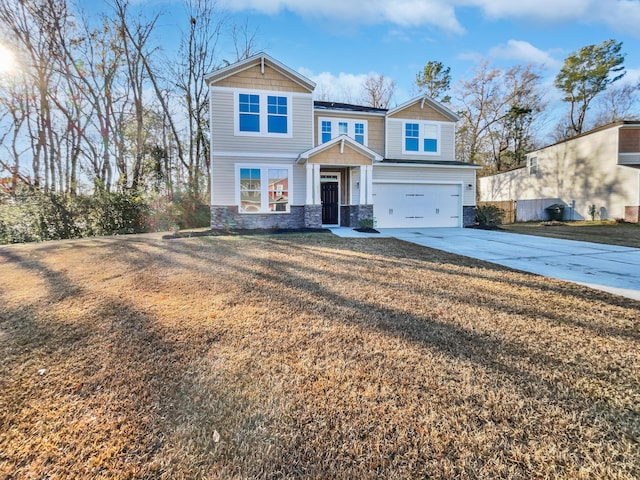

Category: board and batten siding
[210, 87, 314, 155]
[385, 119, 455, 161]
[212, 156, 307, 206]
[373, 165, 476, 206]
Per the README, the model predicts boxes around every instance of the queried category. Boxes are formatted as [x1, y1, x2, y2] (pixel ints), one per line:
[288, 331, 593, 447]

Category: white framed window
[528, 156, 538, 175]
[237, 165, 292, 213]
[235, 90, 292, 137]
[402, 121, 441, 155]
[317, 117, 368, 146]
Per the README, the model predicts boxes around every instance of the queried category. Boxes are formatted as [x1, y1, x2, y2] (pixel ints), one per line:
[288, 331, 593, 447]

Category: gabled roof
[387, 95, 459, 122]
[204, 52, 316, 92]
[297, 135, 383, 164]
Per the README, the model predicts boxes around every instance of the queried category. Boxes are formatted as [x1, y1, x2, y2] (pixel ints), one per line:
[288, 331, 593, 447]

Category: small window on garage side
[528, 157, 538, 175]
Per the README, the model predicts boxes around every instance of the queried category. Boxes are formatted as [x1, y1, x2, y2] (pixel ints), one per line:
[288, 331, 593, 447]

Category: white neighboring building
[479, 121, 640, 222]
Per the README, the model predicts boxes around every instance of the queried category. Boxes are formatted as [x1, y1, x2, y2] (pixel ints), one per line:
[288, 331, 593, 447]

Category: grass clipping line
[0, 233, 638, 479]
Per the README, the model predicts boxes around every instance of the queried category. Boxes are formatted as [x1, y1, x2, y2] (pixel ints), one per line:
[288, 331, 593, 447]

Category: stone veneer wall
[210, 206, 306, 229]
[625, 206, 640, 223]
[340, 205, 373, 228]
[210, 205, 326, 229]
[463, 206, 476, 227]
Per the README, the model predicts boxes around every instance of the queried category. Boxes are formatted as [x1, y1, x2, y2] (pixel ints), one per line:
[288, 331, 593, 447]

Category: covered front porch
[297, 135, 382, 227]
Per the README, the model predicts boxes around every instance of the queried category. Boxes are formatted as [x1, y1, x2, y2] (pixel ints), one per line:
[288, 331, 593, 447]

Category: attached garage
[372, 182, 462, 228]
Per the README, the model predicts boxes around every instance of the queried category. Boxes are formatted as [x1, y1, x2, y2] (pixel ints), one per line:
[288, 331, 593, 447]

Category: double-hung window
[528, 157, 538, 175]
[354, 123, 365, 144]
[405, 123, 419, 152]
[321, 121, 332, 143]
[267, 96, 287, 133]
[236, 92, 290, 136]
[239, 94, 260, 132]
[403, 122, 440, 154]
[238, 166, 291, 213]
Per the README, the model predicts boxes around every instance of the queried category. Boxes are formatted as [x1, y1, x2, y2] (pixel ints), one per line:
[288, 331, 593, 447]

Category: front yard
[501, 221, 640, 248]
[1, 233, 639, 479]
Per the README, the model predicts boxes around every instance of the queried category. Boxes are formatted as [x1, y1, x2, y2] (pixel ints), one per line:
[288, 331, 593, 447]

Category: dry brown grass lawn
[501, 221, 640, 248]
[1, 232, 639, 479]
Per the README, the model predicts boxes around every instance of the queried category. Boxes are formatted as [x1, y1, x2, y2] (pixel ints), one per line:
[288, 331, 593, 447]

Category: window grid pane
[405, 123, 419, 152]
[267, 96, 288, 133]
[322, 121, 332, 143]
[268, 168, 289, 212]
[240, 168, 261, 212]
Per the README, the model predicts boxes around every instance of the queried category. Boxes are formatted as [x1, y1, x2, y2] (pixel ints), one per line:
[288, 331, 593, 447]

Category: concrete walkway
[328, 227, 640, 301]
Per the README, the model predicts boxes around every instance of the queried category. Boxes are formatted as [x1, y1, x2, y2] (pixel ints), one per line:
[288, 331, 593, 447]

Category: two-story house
[205, 53, 480, 230]
[479, 121, 640, 222]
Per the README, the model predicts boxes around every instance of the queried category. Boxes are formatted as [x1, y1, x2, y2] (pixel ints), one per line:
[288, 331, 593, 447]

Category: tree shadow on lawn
[0, 247, 280, 478]
[110, 237, 640, 432]
[4, 235, 638, 477]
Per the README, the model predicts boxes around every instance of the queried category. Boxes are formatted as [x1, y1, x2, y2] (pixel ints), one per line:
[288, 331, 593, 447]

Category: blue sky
[193, 0, 640, 109]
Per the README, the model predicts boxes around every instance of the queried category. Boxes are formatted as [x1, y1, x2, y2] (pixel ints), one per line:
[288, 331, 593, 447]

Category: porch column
[365, 165, 373, 204]
[313, 164, 321, 205]
[305, 163, 313, 205]
[359, 166, 366, 204]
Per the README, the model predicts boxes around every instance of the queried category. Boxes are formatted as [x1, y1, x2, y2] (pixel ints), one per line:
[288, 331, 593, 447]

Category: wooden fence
[477, 200, 516, 224]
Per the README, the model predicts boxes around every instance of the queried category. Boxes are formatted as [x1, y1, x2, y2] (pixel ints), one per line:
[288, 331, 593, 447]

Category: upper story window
[239, 94, 260, 132]
[321, 121, 332, 143]
[528, 156, 538, 175]
[235, 91, 291, 137]
[238, 165, 291, 213]
[267, 96, 287, 133]
[318, 117, 368, 146]
[402, 121, 440, 155]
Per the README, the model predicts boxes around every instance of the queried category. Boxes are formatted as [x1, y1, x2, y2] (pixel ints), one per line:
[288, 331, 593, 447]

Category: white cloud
[298, 67, 369, 103]
[217, 0, 640, 37]
[218, 0, 464, 33]
[488, 40, 562, 70]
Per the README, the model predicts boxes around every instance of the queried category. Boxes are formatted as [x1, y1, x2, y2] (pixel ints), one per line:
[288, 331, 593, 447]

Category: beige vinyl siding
[214, 63, 310, 93]
[308, 144, 372, 165]
[373, 165, 477, 206]
[211, 87, 314, 155]
[386, 119, 455, 161]
[479, 125, 640, 220]
[313, 112, 385, 155]
[212, 157, 307, 206]
[388, 102, 451, 122]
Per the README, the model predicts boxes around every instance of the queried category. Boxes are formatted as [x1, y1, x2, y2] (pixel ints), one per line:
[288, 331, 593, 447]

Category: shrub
[475, 205, 504, 227]
[358, 217, 376, 230]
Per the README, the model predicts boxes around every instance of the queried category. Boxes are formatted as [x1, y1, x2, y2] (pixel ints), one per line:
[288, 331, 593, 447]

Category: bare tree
[361, 73, 395, 109]
[455, 61, 545, 174]
[590, 82, 640, 128]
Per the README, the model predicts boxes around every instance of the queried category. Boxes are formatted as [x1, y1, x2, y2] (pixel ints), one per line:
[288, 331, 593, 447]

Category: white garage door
[373, 183, 461, 228]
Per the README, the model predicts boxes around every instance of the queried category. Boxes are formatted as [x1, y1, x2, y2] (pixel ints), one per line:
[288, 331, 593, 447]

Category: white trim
[374, 163, 482, 170]
[320, 171, 341, 226]
[205, 53, 316, 92]
[212, 86, 312, 99]
[314, 108, 386, 117]
[235, 163, 294, 214]
[317, 116, 369, 146]
[297, 134, 382, 163]
[213, 151, 299, 159]
[374, 180, 464, 185]
[234, 90, 293, 138]
[400, 120, 442, 156]
[387, 95, 459, 122]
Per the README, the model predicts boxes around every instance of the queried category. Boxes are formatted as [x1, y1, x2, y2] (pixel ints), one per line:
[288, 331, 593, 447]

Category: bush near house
[0, 189, 210, 244]
[475, 204, 505, 227]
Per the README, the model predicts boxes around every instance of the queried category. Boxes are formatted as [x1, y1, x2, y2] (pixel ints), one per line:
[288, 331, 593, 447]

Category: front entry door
[321, 182, 339, 224]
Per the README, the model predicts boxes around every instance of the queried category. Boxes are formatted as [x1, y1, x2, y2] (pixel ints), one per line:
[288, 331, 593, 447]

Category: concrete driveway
[330, 227, 640, 301]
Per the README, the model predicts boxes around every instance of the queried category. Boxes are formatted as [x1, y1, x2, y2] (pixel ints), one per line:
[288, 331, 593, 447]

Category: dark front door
[321, 182, 339, 224]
